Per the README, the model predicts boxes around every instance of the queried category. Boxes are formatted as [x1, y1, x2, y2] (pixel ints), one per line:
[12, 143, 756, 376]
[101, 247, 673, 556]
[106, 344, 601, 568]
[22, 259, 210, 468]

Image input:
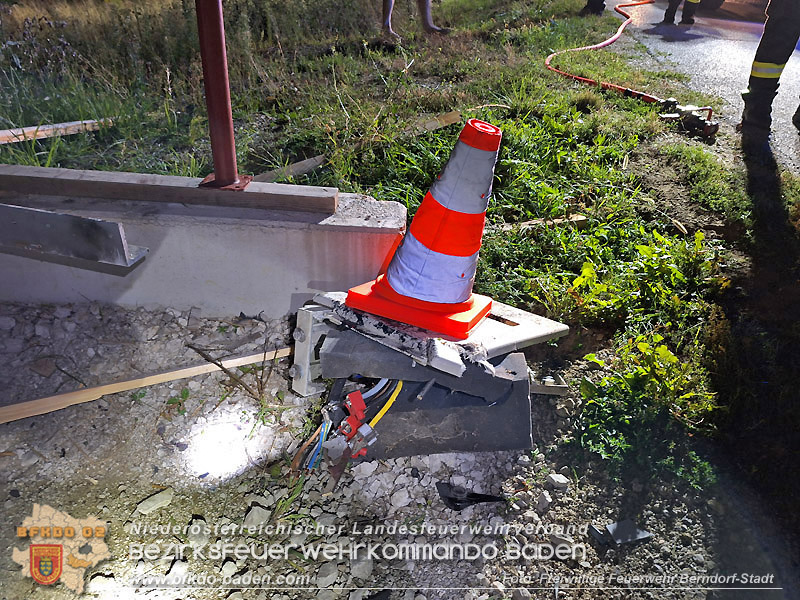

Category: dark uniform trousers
[663, 0, 700, 23]
[747, 0, 800, 95]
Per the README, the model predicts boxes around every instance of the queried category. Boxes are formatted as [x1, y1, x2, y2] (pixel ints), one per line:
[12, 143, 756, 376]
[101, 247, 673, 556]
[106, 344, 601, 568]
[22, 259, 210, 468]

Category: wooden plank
[253, 154, 326, 183]
[0, 348, 291, 424]
[0, 165, 338, 214]
[406, 110, 462, 134]
[0, 119, 111, 145]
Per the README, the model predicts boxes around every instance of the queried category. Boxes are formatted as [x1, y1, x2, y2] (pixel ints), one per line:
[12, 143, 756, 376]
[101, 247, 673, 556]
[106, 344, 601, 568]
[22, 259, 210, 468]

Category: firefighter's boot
[739, 87, 778, 142]
[680, 1, 697, 24]
[662, 2, 678, 23]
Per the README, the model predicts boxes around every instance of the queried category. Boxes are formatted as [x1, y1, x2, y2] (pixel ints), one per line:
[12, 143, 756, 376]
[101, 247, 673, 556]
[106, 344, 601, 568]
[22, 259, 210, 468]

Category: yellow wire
[368, 381, 403, 429]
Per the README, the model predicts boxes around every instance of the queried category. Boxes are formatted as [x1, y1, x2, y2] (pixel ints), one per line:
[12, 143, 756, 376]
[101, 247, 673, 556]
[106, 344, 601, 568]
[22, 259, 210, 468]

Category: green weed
[577, 333, 717, 488]
[166, 387, 190, 415]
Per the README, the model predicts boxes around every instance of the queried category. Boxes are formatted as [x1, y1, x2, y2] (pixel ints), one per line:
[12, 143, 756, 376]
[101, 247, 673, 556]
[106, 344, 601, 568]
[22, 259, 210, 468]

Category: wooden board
[0, 165, 338, 214]
[406, 111, 461, 134]
[0, 119, 111, 145]
[253, 155, 326, 183]
[0, 347, 291, 424]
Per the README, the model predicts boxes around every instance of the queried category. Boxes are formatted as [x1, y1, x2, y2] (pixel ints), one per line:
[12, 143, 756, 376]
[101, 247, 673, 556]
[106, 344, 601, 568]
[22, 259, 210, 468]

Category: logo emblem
[30, 545, 62, 585]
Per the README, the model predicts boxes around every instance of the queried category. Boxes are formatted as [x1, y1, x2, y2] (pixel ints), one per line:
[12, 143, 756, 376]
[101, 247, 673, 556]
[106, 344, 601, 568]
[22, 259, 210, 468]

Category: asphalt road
[620, 0, 800, 172]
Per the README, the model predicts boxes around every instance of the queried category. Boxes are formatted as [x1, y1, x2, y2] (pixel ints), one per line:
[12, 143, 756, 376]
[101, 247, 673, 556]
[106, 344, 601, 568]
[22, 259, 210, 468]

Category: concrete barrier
[0, 192, 406, 317]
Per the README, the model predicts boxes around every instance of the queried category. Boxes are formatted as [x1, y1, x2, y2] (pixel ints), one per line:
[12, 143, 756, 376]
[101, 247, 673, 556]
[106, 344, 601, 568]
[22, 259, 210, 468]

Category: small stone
[4, 338, 23, 353]
[29, 358, 57, 378]
[54, 306, 72, 318]
[221, 559, 237, 577]
[188, 517, 209, 546]
[536, 491, 552, 513]
[19, 452, 39, 468]
[512, 589, 531, 600]
[351, 554, 374, 580]
[390, 488, 411, 509]
[351, 461, 378, 479]
[86, 573, 116, 593]
[550, 532, 575, 547]
[517, 455, 531, 465]
[546, 473, 570, 490]
[136, 487, 174, 514]
[491, 581, 506, 594]
[34, 323, 51, 338]
[0, 316, 16, 330]
[166, 560, 188, 583]
[243, 505, 271, 529]
[315, 561, 339, 588]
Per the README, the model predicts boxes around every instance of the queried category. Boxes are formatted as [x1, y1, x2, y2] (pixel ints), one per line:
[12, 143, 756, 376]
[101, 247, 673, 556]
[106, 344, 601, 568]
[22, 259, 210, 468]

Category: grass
[0, 0, 777, 489]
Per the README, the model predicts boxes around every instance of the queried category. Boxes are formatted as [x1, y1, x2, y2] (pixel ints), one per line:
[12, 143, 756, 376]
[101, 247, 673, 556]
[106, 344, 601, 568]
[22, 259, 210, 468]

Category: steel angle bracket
[290, 303, 337, 396]
[0, 203, 148, 275]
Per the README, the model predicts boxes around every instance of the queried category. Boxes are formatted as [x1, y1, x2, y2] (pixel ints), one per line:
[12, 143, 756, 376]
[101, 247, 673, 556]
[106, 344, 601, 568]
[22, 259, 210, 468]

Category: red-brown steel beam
[195, 0, 250, 189]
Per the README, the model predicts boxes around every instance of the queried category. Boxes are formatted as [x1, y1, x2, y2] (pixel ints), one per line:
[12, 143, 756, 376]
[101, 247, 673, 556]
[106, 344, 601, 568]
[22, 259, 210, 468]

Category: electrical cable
[362, 378, 390, 401]
[307, 420, 329, 471]
[369, 380, 403, 429]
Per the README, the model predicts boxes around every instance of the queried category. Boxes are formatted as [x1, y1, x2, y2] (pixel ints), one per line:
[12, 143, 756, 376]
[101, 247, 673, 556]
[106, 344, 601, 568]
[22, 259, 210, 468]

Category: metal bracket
[289, 304, 334, 396]
[0, 203, 148, 275]
[529, 370, 569, 396]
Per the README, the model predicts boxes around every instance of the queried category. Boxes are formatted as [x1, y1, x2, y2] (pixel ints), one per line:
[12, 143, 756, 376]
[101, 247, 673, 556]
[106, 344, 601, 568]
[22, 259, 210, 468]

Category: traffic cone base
[346, 275, 492, 340]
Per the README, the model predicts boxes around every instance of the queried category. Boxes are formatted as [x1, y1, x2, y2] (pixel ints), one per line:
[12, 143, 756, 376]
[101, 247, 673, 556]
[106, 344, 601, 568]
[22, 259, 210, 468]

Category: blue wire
[307, 421, 329, 471]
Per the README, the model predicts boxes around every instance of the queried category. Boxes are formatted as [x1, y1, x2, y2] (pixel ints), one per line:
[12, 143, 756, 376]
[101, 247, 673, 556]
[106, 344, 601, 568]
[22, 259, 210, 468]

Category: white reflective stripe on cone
[429, 142, 498, 215]
[386, 233, 479, 303]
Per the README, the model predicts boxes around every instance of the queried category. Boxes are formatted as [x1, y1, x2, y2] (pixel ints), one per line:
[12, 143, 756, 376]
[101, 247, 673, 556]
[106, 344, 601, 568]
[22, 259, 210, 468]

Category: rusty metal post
[195, 0, 251, 190]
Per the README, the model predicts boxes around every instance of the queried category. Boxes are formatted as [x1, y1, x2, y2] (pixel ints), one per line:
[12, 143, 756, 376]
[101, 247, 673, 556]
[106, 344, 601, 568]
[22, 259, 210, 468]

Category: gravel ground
[0, 302, 797, 600]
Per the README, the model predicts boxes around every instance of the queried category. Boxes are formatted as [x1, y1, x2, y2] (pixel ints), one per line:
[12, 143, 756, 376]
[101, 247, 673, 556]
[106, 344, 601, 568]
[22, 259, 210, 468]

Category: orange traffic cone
[346, 118, 502, 339]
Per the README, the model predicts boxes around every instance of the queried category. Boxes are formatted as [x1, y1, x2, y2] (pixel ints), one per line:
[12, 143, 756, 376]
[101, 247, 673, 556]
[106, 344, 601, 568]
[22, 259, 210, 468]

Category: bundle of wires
[304, 377, 403, 472]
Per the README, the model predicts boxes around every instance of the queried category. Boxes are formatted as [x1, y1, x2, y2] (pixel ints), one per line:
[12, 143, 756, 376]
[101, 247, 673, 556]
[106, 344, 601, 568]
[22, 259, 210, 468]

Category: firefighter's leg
[662, 0, 681, 24]
[579, 0, 606, 16]
[741, 0, 800, 135]
[793, 104, 800, 131]
[679, 0, 700, 24]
